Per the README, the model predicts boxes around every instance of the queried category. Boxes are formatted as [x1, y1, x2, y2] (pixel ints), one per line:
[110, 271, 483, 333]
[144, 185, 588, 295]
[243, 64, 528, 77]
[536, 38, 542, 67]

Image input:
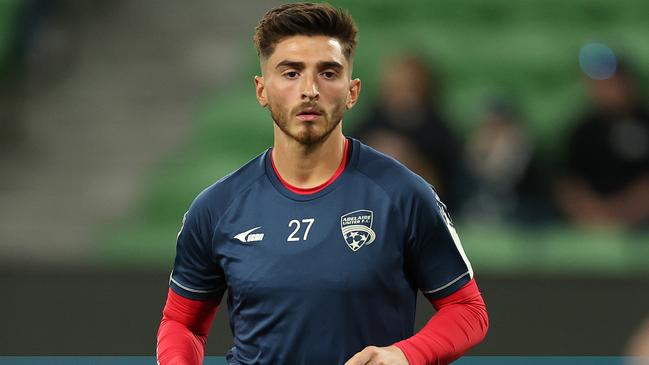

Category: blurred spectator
[554, 60, 649, 229]
[352, 54, 462, 205]
[461, 96, 550, 224]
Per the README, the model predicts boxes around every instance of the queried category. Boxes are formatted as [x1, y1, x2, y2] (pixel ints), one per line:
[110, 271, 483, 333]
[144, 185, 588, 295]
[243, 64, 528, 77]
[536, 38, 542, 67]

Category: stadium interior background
[1, 0, 649, 357]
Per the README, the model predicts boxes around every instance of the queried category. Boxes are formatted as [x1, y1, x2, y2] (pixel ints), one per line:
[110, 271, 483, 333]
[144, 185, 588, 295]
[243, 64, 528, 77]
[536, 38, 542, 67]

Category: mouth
[296, 108, 322, 121]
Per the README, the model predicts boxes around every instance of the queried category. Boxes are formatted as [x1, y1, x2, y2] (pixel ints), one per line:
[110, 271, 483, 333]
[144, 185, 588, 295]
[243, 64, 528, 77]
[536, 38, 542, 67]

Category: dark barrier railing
[2, 269, 648, 356]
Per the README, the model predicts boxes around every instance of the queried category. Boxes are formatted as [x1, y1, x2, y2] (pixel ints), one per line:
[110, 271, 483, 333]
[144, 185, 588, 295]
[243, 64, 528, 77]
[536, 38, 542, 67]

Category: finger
[344, 347, 375, 365]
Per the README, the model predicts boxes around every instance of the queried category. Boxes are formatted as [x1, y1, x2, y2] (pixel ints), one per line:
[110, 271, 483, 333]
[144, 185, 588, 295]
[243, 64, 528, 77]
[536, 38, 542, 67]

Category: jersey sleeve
[404, 184, 473, 299]
[169, 195, 227, 301]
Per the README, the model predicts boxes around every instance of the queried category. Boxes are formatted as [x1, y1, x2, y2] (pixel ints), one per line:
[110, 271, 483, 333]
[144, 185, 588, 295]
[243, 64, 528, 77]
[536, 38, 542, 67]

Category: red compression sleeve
[156, 288, 219, 365]
[393, 279, 489, 365]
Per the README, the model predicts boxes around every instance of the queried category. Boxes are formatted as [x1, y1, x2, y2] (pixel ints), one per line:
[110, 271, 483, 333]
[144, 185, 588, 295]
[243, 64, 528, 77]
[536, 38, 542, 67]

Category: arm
[156, 289, 219, 365]
[346, 183, 487, 365]
[626, 312, 649, 357]
[554, 174, 649, 227]
[394, 279, 488, 365]
[609, 174, 649, 225]
[158, 190, 227, 364]
[554, 176, 619, 226]
[344, 279, 488, 365]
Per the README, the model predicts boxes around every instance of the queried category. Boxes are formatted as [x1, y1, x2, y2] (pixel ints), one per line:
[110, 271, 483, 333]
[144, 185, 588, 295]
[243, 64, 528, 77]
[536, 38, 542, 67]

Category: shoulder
[188, 150, 268, 218]
[352, 139, 435, 202]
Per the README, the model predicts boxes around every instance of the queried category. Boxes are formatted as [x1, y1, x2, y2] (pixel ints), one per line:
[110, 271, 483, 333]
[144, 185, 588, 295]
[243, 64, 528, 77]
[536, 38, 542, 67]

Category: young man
[156, 3, 488, 365]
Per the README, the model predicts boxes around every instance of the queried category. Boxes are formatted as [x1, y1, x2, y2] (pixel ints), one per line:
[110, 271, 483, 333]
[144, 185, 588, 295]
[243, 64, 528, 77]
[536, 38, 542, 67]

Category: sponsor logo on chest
[234, 226, 265, 243]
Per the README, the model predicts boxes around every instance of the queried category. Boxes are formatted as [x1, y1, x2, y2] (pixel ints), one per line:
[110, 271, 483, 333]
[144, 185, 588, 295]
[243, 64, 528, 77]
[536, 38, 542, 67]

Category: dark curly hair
[253, 3, 358, 61]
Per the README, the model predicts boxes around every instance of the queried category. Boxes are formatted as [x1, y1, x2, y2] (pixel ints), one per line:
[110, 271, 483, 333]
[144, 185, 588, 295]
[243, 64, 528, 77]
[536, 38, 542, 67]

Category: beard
[268, 100, 345, 146]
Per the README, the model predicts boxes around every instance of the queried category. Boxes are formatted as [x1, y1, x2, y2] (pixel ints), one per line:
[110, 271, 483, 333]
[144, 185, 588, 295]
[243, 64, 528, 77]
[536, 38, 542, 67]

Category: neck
[272, 124, 346, 189]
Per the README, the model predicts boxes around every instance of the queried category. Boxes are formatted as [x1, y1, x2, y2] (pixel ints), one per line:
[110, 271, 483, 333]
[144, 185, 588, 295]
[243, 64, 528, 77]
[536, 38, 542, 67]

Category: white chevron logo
[234, 226, 264, 243]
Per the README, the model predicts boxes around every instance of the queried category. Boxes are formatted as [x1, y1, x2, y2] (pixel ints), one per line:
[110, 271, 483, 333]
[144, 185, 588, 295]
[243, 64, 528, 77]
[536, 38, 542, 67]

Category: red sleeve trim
[393, 279, 489, 365]
[156, 288, 219, 365]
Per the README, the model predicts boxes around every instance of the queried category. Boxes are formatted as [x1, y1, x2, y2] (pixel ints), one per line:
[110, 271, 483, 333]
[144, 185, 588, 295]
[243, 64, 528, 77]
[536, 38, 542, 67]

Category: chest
[213, 188, 407, 299]
[585, 119, 649, 165]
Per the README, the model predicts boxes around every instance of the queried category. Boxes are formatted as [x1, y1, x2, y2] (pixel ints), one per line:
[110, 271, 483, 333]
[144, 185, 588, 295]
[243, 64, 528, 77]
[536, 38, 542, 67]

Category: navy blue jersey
[169, 138, 473, 365]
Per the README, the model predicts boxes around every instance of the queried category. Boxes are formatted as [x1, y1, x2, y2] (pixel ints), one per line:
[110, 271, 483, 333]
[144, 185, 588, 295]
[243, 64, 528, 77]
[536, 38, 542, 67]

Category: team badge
[340, 209, 376, 251]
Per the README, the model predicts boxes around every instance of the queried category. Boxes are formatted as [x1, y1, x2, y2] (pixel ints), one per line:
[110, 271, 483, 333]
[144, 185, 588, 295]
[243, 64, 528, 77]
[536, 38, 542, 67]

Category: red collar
[271, 139, 349, 195]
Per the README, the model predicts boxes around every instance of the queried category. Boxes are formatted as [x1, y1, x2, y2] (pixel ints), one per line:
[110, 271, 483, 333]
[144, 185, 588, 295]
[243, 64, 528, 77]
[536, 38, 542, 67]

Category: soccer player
[156, 3, 488, 365]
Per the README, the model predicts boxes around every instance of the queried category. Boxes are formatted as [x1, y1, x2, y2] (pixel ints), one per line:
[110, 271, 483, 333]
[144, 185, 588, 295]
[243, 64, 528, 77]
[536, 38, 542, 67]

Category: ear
[255, 75, 268, 107]
[346, 78, 361, 110]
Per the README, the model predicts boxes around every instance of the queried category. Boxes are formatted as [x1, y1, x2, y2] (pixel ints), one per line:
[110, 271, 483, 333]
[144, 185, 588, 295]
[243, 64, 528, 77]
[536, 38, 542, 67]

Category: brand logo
[340, 210, 376, 251]
[234, 226, 264, 243]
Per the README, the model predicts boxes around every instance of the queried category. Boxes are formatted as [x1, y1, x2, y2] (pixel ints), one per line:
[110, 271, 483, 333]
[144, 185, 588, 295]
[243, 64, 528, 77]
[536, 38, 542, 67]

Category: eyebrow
[275, 60, 344, 71]
[318, 61, 344, 71]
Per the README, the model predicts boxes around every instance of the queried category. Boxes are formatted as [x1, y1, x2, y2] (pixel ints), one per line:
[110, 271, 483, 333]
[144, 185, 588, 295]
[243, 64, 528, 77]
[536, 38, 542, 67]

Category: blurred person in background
[462, 96, 551, 224]
[554, 60, 649, 229]
[352, 54, 462, 207]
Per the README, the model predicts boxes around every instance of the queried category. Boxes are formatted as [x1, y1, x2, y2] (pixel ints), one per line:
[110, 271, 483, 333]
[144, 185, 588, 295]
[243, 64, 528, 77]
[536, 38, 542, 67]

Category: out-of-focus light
[579, 42, 617, 80]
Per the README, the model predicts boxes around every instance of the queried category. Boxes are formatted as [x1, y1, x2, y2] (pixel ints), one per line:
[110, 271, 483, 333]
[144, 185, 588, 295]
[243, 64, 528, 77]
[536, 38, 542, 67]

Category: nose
[301, 74, 319, 101]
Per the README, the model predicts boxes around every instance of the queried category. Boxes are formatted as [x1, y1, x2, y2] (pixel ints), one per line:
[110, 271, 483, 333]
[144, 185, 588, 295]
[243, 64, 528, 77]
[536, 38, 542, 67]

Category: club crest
[340, 209, 376, 251]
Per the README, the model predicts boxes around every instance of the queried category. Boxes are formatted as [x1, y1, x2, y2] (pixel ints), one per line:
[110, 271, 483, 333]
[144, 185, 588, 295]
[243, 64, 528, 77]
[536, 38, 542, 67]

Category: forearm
[554, 177, 617, 225]
[610, 174, 649, 224]
[157, 318, 207, 365]
[156, 289, 219, 365]
[554, 174, 649, 227]
[394, 280, 489, 365]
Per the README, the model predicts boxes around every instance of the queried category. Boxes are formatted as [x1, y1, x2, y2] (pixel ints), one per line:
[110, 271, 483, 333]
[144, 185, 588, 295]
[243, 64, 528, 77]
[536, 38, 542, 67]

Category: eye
[321, 71, 337, 80]
[284, 71, 299, 79]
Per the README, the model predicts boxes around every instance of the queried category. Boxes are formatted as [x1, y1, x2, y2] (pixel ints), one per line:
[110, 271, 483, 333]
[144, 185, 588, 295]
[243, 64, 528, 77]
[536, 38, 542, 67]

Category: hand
[344, 345, 409, 365]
